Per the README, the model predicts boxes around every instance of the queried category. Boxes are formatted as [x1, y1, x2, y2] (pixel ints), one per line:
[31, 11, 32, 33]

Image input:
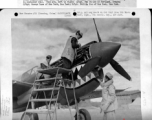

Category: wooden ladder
[22, 67, 74, 120]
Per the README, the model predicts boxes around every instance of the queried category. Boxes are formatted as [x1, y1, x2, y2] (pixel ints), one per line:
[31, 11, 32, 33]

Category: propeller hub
[90, 42, 121, 67]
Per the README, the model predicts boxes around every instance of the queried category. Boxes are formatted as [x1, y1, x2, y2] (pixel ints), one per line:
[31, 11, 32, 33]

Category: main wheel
[21, 112, 39, 120]
[75, 109, 91, 120]
[30, 113, 39, 120]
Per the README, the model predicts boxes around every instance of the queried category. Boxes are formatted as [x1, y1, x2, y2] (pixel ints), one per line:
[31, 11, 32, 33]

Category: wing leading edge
[13, 80, 33, 97]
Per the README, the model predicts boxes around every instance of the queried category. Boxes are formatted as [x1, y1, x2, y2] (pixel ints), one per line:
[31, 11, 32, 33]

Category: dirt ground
[13, 105, 142, 120]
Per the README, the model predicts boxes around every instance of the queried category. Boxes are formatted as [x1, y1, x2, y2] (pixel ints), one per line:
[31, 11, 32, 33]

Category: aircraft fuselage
[13, 41, 121, 112]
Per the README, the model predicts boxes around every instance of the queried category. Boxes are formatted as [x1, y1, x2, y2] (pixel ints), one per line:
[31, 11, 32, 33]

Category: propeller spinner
[93, 18, 131, 81]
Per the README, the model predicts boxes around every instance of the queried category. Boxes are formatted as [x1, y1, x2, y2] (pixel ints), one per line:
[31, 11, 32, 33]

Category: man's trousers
[103, 110, 116, 120]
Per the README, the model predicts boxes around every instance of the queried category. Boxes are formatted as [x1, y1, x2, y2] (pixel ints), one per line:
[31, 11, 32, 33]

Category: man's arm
[108, 85, 116, 102]
[71, 37, 80, 49]
[95, 77, 105, 87]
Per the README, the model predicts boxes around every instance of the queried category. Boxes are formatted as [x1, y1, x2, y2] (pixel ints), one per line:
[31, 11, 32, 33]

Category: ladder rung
[30, 99, 57, 102]
[33, 87, 60, 91]
[26, 109, 55, 114]
[35, 77, 61, 82]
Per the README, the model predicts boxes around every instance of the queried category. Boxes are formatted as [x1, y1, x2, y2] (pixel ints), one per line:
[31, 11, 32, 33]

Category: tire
[30, 113, 39, 120]
[21, 112, 39, 120]
[75, 109, 91, 120]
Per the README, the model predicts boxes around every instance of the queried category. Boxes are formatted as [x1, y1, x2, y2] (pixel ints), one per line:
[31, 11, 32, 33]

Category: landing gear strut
[21, 112, 39, 120]
[75, 109, 91, 120]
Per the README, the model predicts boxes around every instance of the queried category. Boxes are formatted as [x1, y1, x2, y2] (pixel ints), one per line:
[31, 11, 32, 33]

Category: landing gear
[75, 109, 91, 120]
[21, 112, 39, 120]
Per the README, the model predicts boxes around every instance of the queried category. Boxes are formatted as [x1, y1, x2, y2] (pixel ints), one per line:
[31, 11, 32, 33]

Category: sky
[12, 18, 140, 92]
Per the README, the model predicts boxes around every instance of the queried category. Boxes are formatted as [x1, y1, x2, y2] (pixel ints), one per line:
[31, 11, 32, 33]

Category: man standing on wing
[61, 30, 83, 69]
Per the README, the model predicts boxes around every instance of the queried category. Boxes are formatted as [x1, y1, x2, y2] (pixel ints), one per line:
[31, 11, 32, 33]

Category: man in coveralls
[61, 30, 83, 69]
[100, 72, 118, 120]
[93, 68, 118, 120]
[40, 55, 52, 69]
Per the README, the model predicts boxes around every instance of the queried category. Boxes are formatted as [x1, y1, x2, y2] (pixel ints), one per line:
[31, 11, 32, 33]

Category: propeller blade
[93, 18, 102, 42]
[110, 59, 131, 81]
[78, 57, 100, 78]
[98, 68, 104, 80]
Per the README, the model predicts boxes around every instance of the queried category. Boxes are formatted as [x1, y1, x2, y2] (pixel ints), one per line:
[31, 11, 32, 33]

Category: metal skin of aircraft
[13, 19, 132, 120]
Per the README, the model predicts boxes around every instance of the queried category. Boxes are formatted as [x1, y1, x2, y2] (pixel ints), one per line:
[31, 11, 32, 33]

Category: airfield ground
[13, 105, 142, 120]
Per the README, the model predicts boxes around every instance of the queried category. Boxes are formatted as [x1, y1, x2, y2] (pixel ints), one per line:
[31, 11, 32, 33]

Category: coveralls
[61, 35, 80, 69]
[100, 80, 118, 120]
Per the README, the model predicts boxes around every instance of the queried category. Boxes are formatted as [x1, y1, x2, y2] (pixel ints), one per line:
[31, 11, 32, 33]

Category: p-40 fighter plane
[13, 19, 132, 120]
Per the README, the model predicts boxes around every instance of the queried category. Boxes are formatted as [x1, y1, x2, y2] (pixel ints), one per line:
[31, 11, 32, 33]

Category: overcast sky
[12, 18, 140, 91]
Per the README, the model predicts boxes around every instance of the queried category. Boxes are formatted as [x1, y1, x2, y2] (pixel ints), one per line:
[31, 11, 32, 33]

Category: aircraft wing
[13, 80, 33, 97]
[80, 88, 131, 100]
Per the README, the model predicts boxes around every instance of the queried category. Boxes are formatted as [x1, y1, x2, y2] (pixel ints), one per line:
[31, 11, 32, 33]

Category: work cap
[46, 55, 52, 59]
[76, 30, 83, 38]
[105, 72, 113, 80]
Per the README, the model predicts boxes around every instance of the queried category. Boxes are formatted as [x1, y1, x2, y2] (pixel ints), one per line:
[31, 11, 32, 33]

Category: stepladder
[22, 67, 74, 120]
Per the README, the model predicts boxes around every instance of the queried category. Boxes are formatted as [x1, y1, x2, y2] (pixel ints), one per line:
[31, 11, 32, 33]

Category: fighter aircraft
[13, 19, 132, 120]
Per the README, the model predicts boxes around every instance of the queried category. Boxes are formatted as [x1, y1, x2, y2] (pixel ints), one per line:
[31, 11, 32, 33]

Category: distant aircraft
[13, 19, 132, 120]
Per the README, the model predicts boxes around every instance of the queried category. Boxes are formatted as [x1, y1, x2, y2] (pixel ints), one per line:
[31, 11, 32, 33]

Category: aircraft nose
[90, 42, 121, 67]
